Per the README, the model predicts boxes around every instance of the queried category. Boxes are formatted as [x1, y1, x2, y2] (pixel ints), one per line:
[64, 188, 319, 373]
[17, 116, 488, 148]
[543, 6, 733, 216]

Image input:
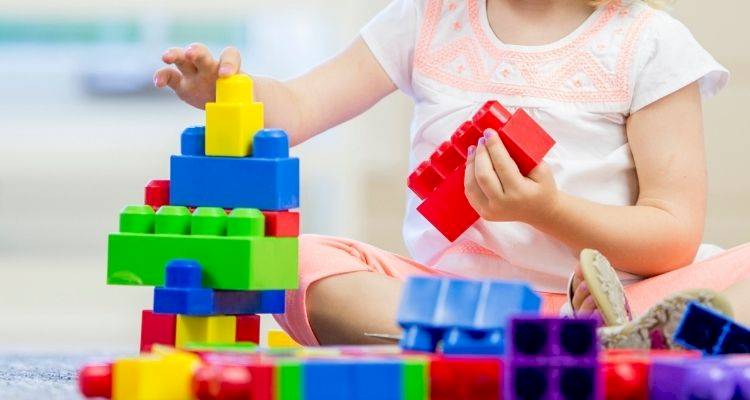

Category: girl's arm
[466, 82, 706, 276]
[155, 38, 396, 146]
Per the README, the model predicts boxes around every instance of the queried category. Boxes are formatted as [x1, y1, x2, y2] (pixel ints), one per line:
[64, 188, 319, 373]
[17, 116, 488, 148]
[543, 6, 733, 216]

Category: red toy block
[79, 363, 112, 399]
[262, 211, 300, 237]
[235, 314, 261, 344]
[408, 161, 444, 200]
[429, 355, 503, 400]
[193, 365, 253, 400]
[602, 349, 702, 400]
[416, 165, 479, 242]
[430, 142, 466, 178]
[408, 100, 555, 241]
[498, 108, 556, 176]
[451, 121, 483, 157]
[145, 180, 171, 209]
[140, 310, 176, 352]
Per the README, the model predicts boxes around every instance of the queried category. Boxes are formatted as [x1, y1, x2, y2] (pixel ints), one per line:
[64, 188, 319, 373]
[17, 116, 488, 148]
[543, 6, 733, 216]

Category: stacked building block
[397, 276, 541, 354]
[673, 302, 750, 355]
[408, 101, 555, 241]
[104, 74, 300, 355]
[506, 316, 601, 400]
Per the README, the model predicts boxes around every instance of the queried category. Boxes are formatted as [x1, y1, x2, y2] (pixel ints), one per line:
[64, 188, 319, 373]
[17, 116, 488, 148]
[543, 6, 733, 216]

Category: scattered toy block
[601, 350, 701, 400]
[262, 210, 300, 237]
[112, 351, 200, 400]
[402, 357, 429, 400]
[649, 358, 750, 400]
[275, 359, 303, 400]
[506, 317, 600, 400]
[205, 75, 264, 157]
[674, 302, 750, 355]
[170, 129, 299, 210]
[140, 310, 176, 352]
[153, 260, 286, 315]
[144, 180, 170, 209]
[192, 364, 253, 400]
[78, 364, 112, 399]
[176, 315, 237, 348]
[429, 355, 503, 400]
[235, 315, 261, 344]
[303, 360, 355, 400]
[351, 359, 403, 400]
[397, 276, 540, 354]
[268, 329, 301, 349]
[408, 101, 555, 241]
[108, 206, 298, 291]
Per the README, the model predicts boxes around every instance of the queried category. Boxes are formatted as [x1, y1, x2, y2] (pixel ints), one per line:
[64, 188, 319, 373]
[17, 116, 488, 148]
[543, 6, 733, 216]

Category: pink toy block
[140, 310, 176, 352]
[145, 180, 170, 209]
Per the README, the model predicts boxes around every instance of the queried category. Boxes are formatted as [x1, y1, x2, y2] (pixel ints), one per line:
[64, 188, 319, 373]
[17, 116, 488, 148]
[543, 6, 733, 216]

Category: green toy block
[228, 208, 265, 237]
[275, 359, 302, 400]
[155, 206, 191, 234]
[120, 205, 155, 234]
[403, 357, 429, 400]
[191, 207, 227, 236]
[183, 342, 258, 353]
[107, 233, 298, 290]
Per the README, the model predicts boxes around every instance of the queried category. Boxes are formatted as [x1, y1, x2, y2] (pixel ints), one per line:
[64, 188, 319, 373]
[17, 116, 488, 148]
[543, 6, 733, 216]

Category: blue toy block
[164, 259, 203, 288]
[181, 126, 206, 156]
[303, 360, 354, 400]
[397, 276, 540, 354]
[674, 302, 750, 355]
[351, 359, 402, 400]
[170, 129, 299, 210]
[253, 129, 289, 158]
[153, 260, 286, 315]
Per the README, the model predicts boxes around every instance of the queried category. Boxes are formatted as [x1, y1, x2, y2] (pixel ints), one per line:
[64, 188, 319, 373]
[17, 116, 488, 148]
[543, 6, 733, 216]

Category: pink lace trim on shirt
[414, 0, 654, 103]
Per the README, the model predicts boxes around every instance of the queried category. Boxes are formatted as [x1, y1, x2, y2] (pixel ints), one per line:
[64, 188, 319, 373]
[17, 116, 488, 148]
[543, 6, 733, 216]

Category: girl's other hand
[153, 43, 242, 109]
[464, 128, 559, 224]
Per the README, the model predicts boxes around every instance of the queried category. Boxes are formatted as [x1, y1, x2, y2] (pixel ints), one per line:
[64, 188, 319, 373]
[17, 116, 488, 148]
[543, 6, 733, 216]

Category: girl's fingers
[162, 47, 197, 76]
[153, 67, 183, 91]
[482, 129, 524, 191]
[185, 43, 217, 74]
[464, 145, 489, 212]
[571, 281, 590, 310]
[473, 138, 504, 199]
[578, 295, 597, 314]
[218, 46, 242, 77]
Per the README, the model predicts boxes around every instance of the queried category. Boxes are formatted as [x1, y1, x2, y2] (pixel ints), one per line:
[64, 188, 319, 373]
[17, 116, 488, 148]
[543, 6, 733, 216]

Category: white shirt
[361, 0, 729, 293]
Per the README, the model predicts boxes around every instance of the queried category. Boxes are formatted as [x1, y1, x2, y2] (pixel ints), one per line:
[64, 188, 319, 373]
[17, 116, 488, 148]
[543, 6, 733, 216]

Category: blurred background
[0, 0, 747, 351]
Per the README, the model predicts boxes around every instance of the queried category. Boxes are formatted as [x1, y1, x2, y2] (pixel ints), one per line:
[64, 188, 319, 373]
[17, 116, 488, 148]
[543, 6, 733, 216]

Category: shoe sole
[599, 289, 734, 349]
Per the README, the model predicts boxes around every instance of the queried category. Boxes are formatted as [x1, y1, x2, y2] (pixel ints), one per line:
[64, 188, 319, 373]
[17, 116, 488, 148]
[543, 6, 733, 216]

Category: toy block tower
[106, 74, 300, 352]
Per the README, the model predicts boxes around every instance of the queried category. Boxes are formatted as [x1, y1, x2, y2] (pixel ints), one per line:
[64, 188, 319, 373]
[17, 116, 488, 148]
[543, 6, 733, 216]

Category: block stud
[165, 260, 203, 288]
[191, 207, 228, 236]
[120, 205, 156, 234]
[227, 208, 265, 237]
[253, 129, 290, 158]
[181, 126, 206, 156]
[155, 206, 191, 235]
[216, 74, 254, 103]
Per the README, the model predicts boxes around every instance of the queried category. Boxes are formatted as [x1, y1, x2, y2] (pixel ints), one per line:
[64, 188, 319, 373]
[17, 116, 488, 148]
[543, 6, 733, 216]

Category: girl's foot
[599, 289, 733, 349]
[570, 249, 631, 326]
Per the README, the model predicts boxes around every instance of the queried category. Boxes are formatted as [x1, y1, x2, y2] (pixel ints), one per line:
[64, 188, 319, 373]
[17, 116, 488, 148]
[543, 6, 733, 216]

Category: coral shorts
[274, 235, 750, 346]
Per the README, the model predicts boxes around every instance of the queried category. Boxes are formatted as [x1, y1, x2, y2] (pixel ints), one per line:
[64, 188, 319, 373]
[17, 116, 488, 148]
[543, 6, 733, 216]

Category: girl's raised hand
[464, 128, 559, 224]
[154, 43, 243, 109]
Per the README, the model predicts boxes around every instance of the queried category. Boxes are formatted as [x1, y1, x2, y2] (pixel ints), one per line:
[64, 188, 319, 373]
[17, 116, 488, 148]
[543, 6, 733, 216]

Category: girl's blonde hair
[590, 0, 672, 9]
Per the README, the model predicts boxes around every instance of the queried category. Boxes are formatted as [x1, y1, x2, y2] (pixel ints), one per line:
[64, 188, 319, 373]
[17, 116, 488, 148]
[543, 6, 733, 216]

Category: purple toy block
[505, 317, 600, 400]
[650, 358, 750, 400]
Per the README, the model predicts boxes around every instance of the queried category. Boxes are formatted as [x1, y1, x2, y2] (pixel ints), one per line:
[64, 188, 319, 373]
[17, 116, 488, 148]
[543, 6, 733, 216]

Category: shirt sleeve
[629, 11, 729, 114]
[360, 0, 419, 97]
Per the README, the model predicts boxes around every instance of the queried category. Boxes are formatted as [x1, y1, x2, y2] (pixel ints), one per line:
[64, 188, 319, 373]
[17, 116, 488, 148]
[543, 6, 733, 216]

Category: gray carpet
[0, 353, 123, 400]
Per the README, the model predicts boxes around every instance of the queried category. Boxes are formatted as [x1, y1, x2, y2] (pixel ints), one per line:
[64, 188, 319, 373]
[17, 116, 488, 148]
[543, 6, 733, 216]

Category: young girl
[154, 0, 750, 346]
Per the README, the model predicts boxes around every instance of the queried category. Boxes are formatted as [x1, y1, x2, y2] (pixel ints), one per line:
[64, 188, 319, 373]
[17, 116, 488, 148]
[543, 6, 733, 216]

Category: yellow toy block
[112, 351, 200, 400]
[175, 315, 237, 348]
[268, 329, 302, 349]
[205, 74, 265, 157]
